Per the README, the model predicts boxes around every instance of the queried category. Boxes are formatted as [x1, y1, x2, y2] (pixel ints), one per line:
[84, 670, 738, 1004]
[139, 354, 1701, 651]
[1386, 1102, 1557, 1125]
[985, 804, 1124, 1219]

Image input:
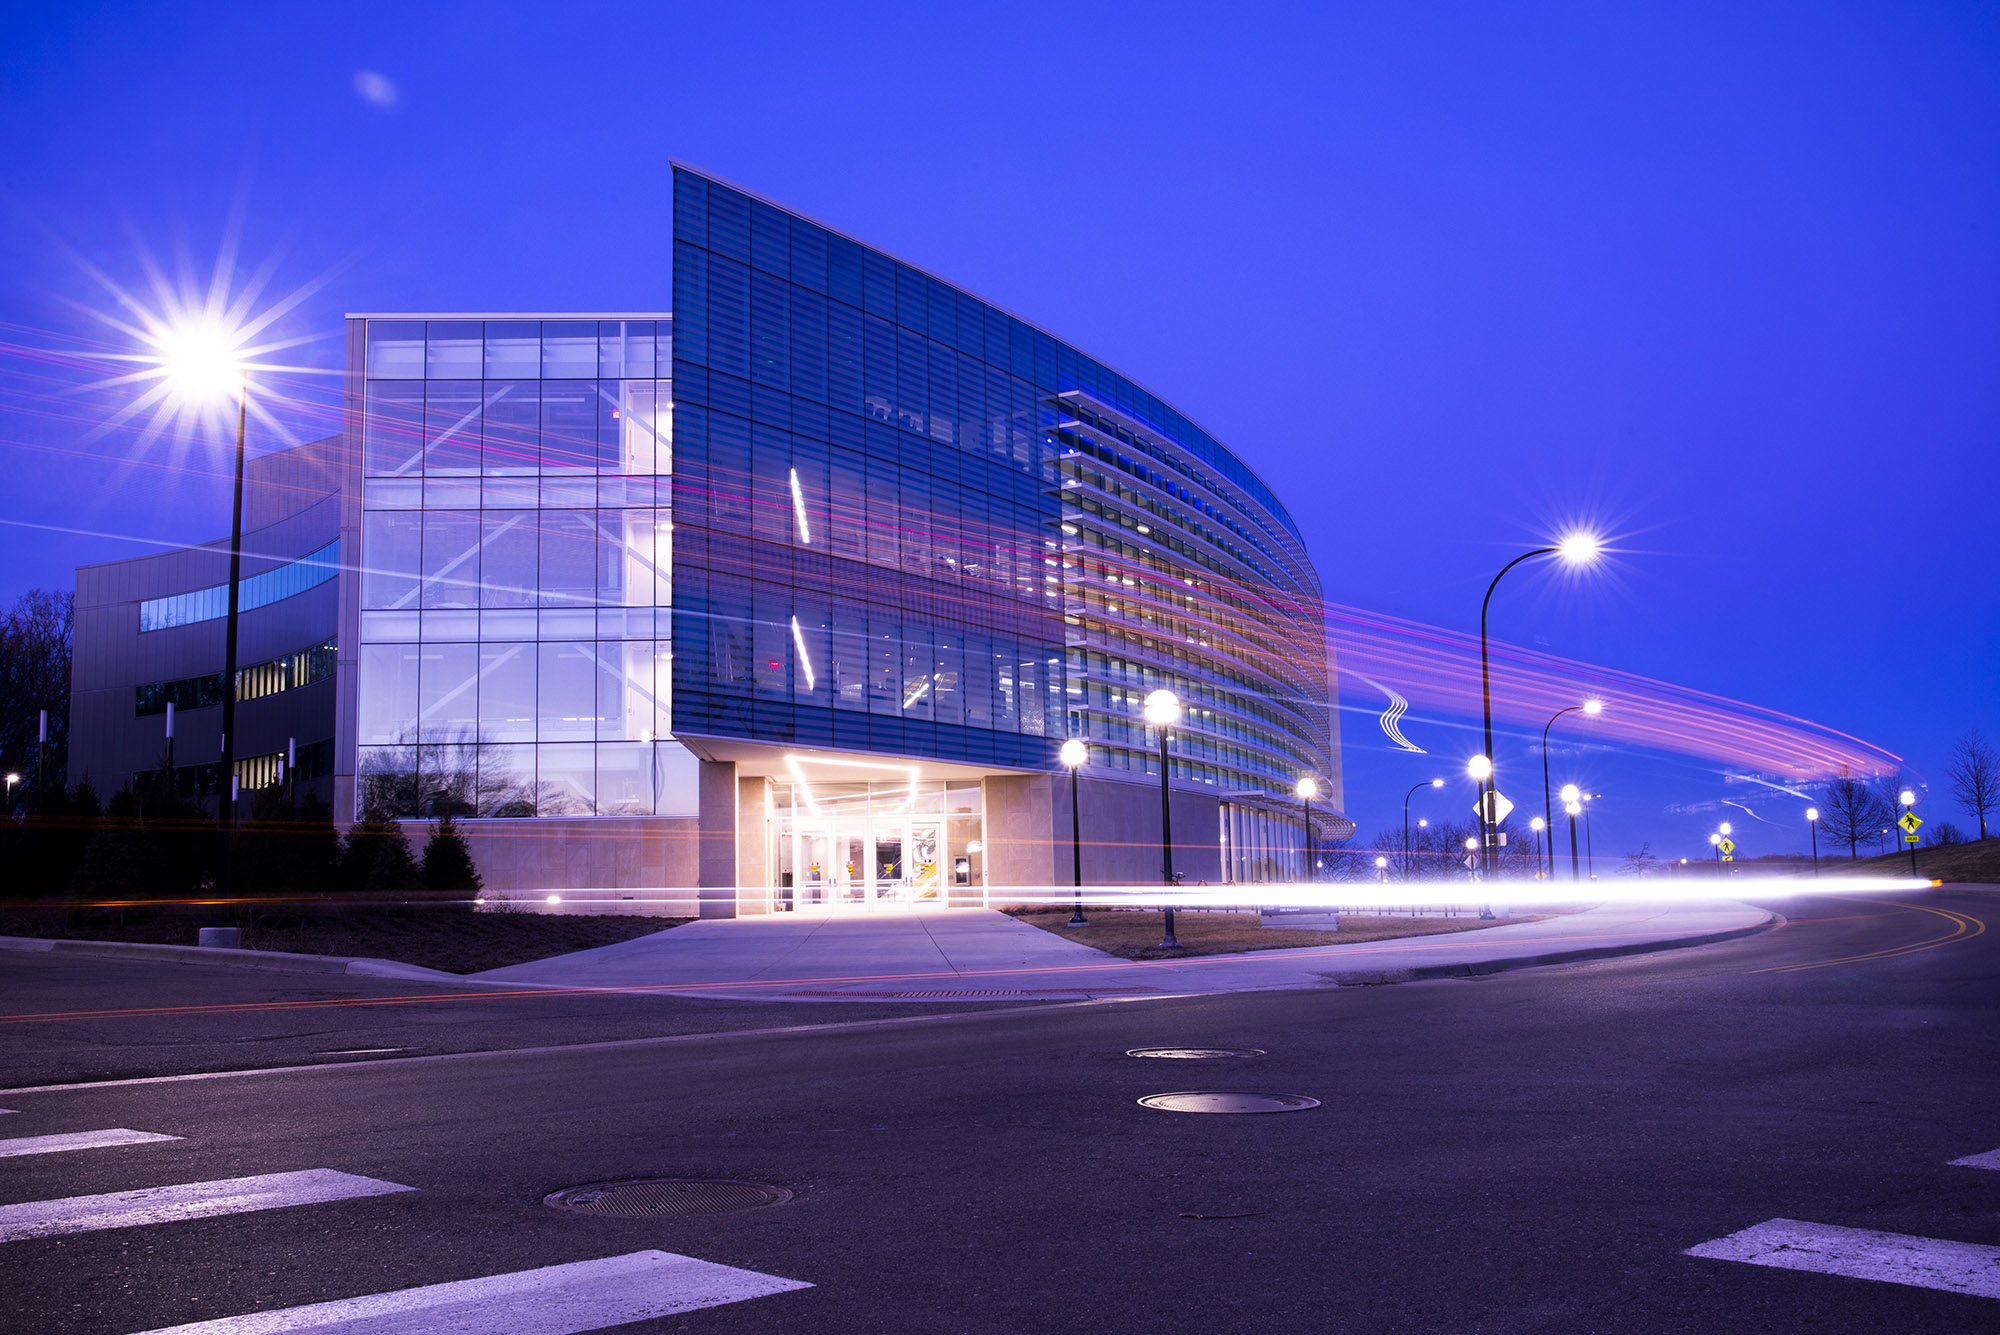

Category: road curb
[1317, 911, 1778, 986]
[0, 934, 462, 981]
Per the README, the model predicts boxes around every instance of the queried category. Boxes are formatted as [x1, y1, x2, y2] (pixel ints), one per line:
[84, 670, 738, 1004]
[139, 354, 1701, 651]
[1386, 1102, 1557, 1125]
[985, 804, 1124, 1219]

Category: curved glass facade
[669, 165, 1335, 803]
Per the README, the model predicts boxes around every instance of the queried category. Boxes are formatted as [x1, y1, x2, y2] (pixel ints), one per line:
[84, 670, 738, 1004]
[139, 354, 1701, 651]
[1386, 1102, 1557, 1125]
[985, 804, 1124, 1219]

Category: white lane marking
[1686, 1218, 2000, 1299]
[0, 1169, 412, 1242]
[1950, 1148, 2000, 1171]
[130, 1249, 811, 1333]
[0, 1128, 181, 1158]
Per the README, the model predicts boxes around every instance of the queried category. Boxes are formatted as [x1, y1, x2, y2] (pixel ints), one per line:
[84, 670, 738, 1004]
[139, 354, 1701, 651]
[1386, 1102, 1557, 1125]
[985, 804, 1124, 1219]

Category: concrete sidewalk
[472, 899, 1775, 1000]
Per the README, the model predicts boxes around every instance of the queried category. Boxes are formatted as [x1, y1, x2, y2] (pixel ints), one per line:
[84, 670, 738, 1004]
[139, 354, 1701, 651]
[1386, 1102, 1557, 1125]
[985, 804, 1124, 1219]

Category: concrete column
[697, 759, 738, 919]
[981, 773, 1055, 894]
[735, 774, 772, 914]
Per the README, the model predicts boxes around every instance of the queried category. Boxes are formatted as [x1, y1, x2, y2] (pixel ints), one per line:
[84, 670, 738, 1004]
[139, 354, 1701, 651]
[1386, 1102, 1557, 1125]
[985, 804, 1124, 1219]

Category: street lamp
[1297, 776, 1319, 884]
[3, 772, 18, 815]
[1059, 738, 1089, 926]
[1476, 535, 1603, 879]
[1374, 855, 1388, 883]
[1143, 688, 1182, 948]
[1560, 784, 1583, 881]
[1541, 699, 1602, 880]
[1900, 789, 1918, 875]
[153, 320, 252, 897]
[1529, 816, 1546, 878]
[1583, 793, 1599, 879]
[1402, 777, 1444, 882]
[1805, 806, 1820, 876]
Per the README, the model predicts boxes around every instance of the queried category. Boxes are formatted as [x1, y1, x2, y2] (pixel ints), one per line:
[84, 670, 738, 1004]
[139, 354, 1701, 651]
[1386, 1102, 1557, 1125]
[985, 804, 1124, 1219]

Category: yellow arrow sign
[1898, 810, 1922, 833]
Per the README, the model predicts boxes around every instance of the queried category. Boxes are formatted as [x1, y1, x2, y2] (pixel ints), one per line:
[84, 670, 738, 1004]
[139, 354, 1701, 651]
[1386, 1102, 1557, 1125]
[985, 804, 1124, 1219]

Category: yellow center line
[1753, 897, 1985, 974]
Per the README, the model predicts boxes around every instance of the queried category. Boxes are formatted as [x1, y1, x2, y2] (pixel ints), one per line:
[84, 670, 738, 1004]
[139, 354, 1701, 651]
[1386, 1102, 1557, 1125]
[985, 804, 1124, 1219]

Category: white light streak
[790, 616, 815, 691]
[789, 468, 811, 543]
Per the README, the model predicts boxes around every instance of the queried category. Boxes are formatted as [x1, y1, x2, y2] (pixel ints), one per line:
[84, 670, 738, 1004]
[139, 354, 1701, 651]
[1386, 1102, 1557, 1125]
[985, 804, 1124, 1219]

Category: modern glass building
[74, 164, 1345, 913]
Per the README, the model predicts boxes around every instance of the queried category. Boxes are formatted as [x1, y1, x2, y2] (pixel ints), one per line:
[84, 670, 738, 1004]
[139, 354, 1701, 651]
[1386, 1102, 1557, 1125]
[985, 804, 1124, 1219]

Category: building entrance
[771, 776, 984, 912]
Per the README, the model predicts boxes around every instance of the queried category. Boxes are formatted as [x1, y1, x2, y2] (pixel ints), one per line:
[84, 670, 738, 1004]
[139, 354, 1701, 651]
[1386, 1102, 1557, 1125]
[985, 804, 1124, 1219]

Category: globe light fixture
[1708, 832, 1721, 845]
[1556, 531, 1603, 566]
[1529, 816, 1546, 831]
[1296, 776, 1318, 802]
[1296, 776, 1320, 884]
[1140, 688, 1182, 947]
[1142, 688, 1182, 726]
[1567, 801, 1583, 817]
[1806, 807, 1819, 821]
[1059, 739, 1088, 768]
[1719, 821, 1733, 836]
[1899, 790, 1916, 807]
[1467, 755, 1493, 781]
[1560, 783, 1580, 805]
[1805, 806, 1821, 876]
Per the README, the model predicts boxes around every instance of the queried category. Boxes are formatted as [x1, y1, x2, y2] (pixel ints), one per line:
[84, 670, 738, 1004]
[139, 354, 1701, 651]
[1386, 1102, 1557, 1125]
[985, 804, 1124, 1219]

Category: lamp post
[147, 324, 252, 896]
[1583, 793, 1599, 879]
[1297, 776, 1319, 884]
[1467, 756, 1494, 913]
[1805, 806, 1820, 876]
[1143, 688, 1182, 948]
[1561, 784, 1582, 881]
[1059, 738, 1088, 926]
[1476, 535, 1602, 879]
[1402, 777, 1444, 882]
[1709, 831, 1722, 872]
[4, 772, 18, 816]
[1900, 789, 1918, 876]
[1529, 816, 1545, 878]
[1463, 836, 1479, 884]
[1374, 855, 1388, 884]
[1541, 699, 1602, 880]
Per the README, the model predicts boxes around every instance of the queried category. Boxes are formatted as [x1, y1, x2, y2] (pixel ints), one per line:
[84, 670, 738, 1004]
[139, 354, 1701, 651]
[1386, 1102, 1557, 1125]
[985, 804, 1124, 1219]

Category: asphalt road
[0, 889, 1993, 1333]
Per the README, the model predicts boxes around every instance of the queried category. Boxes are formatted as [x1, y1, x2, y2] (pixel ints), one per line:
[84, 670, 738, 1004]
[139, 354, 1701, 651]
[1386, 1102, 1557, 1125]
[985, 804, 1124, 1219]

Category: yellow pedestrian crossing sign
[1717, 837, 1735, 857]
[1897, 810, 1922, 834]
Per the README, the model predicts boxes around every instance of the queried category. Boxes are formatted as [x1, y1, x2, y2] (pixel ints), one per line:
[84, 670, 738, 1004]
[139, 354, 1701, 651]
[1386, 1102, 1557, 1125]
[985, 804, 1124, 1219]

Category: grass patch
[1005, 908, 1547, 960]
[1819, 839, 2000, 885]
[0, 902, 688, 975]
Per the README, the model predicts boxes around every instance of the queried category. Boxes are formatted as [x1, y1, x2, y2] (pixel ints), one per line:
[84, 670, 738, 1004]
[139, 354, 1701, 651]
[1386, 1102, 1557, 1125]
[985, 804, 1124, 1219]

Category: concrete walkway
[472, 899, 1774, 1000]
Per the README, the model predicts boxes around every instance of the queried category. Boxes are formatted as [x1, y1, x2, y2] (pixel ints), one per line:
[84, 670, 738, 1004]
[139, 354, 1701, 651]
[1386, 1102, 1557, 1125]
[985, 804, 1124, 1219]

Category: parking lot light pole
[1806, 806, 1820, 876]
[1143, 689, 1182, 948]
[1402, 778, 1443, 882]
[1059, 738, 1088, 926]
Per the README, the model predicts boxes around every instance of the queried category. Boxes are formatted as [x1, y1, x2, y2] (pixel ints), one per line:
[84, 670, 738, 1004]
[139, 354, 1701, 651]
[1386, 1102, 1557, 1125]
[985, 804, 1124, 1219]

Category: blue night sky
[3, 1, 1996, 865]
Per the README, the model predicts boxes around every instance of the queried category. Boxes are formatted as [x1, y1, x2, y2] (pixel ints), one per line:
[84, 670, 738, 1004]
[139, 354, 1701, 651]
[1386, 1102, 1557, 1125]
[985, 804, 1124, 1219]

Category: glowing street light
[1058, 738, 1089, 927]
[1142, 689, 1182, 948]
[152, 316, 254, 897]
[1374, 855, 1389, 883]
[1709, 830, 1723, 873]
[1805, 806, 1820, 876]
[1296, 775, 1320, 884]
[1529, 815, 1546, 878]
[1560, 784, 1583, 882]
[1541, 698, 1604, 880]
[1402, 777, 1445, 882]
[1475, 534, 1605, 879]
[3, 772, 18, 814]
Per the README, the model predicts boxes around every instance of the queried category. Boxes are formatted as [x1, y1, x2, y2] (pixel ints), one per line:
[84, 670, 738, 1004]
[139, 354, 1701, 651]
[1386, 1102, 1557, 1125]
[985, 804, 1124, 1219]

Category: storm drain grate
[1127, 1047, 1266, 1059]
[1138, 1092, 1321, 1114]
[544, 1179, 793, 1217]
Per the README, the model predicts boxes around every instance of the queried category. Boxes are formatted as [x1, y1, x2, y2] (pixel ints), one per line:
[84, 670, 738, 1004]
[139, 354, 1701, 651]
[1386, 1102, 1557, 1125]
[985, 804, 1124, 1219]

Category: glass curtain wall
[669, 167, 1068, 770]
[355, 319, 679, 818]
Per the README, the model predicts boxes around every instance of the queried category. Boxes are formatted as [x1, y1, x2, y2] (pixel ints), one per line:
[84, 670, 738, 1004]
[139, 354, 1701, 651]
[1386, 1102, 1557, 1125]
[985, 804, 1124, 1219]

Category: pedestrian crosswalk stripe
[0, 1169, 413, 1243]
[128, 1249, 811, 1333]
[1687, 1218, 2000, 1299]
[1949, 1148, 2000, 1171]
[0, 1129, 181, 1159]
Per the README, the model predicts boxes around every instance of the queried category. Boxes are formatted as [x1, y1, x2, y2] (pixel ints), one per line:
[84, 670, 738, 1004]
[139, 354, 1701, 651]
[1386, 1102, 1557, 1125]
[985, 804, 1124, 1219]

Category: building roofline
[345, 313, 672, 321]
[667, 158, 1307, 550]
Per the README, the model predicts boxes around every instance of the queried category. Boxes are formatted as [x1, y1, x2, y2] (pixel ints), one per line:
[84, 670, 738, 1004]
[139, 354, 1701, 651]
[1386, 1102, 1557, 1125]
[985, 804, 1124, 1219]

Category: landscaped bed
[0, 902, 688, 975]
[1004, 907, 1550, 960]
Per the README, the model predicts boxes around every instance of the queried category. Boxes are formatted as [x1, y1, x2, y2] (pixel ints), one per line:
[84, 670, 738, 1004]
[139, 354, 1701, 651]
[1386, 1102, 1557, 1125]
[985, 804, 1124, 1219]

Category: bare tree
[1819, 777, 1889, 859]
[1946, 730, 1997, 840]
[0, 589, 72, 798]
[1871, 770, 1913, 854]
[1623, 843, 1658, 877]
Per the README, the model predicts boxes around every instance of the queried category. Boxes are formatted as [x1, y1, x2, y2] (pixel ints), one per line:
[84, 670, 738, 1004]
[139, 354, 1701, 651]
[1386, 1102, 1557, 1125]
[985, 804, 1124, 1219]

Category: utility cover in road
[1476, 790, 1514, 824]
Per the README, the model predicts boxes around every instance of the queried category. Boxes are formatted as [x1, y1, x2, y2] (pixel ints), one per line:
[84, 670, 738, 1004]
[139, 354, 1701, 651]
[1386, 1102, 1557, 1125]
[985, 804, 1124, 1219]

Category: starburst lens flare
[153, 319, 247, 405]
[1556, 531, 1603, 566]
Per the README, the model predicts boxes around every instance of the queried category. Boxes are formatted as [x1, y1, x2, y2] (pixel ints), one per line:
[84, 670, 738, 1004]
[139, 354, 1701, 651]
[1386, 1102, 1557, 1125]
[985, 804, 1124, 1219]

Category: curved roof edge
[669, 158, 1311, 562]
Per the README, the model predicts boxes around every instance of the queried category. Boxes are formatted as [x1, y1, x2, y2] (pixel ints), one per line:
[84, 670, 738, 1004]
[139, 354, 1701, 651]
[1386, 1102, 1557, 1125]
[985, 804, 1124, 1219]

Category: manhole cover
[544, 1179, 792, 1217]
[1138, 1092, 1321, 1114]
[1127, 1047, 1266, 1059]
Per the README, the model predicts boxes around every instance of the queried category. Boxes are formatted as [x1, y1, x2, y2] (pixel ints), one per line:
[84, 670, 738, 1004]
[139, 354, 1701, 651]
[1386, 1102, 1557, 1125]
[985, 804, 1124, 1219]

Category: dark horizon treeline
[1, 770, 483, 903]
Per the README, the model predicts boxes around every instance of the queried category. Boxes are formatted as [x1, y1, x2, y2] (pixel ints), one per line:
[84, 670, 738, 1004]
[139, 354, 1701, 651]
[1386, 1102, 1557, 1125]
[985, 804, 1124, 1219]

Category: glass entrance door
[773, 780, 976, 912]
